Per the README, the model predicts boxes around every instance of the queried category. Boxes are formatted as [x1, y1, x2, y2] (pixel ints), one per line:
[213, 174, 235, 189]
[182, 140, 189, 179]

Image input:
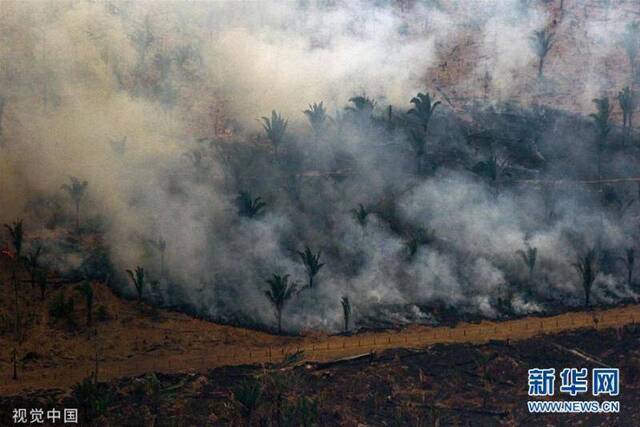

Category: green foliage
[126, 266, 146, 304]
[4, 219, 24, 258]
[261, 110, 288, 153]
[233, 380, 262, 420]
[530, 28, 554, 77]
[265, 274, 297, 334]
[297, 246, 324, 289]
[76, 280, 94, 326]
[303, 101, 329, 136]
[72, 376, 113, 423]
[352, 204, 369, 227]
[573, 248, 598, 308]
[237, 191, 266, 219]
[341, 296, 351, 333]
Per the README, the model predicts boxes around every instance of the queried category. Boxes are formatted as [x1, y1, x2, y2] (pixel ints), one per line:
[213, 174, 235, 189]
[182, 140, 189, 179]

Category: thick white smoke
[1, 0, 638, 333]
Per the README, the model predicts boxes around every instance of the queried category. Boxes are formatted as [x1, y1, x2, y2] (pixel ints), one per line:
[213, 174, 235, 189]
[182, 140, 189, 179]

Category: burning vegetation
[0, 1, 640, 422]
[0, 0, 640, 335]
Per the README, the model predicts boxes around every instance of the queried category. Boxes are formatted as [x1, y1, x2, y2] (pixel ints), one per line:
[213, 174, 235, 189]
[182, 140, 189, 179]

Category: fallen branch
[549, 343, 610, 368]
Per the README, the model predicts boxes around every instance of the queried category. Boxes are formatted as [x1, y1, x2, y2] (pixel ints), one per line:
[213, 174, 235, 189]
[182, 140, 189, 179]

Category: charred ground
[1, 323, 638, 426]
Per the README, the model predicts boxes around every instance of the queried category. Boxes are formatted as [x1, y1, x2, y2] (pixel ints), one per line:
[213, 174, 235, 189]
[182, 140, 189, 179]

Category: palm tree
[61, 176, 88, 233]
[618, 247, 635, 289]
[303, 102, 329, 137]
[261, 110, 288, 156]
[126, 266, 146, 304]
[341, 296, 351, 333]
[590, 97, 612, 182]
[345, 95, 375, 115]
[573, 248, 598, 308]
[618, 86, 635, 138]
[297, 246, 324, 289]
[352, 204, 369, 227]
[76, 280, 94, 326]
[24, 245, 42, 289]
[408, 92, 441, 134]
[264, 274, 297, 334]
[516, 245, 538, 284]
[237, 191, 266, 219]
[530, 28, 554, 78]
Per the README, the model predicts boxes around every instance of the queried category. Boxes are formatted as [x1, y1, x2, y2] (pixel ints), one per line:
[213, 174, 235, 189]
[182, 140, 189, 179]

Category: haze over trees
[126, 267, 147, 305]
[61, 177, 88, 234]
[573, 248, 599, 308]
[264, 274, 297, 334]
[297, 246, 324, 290]
[1, 1, 639, 336]
[530, 28, 554, 78]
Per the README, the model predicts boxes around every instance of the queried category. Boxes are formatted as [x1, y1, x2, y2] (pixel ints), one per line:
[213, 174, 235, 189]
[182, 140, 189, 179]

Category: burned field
[1, 324, 638, 426]
[2, 1, 640, 424]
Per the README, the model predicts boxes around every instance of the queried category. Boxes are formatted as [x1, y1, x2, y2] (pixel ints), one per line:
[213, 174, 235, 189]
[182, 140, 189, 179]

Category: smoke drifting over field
[1, 1, 639, 332]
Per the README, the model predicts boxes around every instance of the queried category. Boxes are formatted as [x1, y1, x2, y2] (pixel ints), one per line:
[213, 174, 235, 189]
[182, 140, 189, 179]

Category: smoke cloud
[1, 0, 638, 333]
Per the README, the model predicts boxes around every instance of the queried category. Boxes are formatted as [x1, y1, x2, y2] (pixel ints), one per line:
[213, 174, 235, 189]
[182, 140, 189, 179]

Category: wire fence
[3, 308, 638, 394]
[98, 309, 639, 379]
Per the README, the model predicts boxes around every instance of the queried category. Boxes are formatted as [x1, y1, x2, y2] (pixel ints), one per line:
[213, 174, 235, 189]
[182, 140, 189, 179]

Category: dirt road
[1, 303, 638, 395]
